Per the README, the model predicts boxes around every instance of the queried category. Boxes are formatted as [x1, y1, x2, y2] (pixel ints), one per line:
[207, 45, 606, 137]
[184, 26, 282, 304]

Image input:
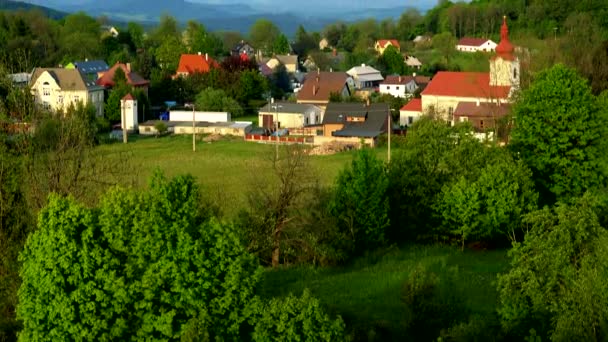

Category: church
[402, 17, 519, 135]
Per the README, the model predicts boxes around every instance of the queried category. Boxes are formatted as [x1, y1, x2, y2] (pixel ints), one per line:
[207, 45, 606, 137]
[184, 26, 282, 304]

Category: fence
[244, 134, 311, 144]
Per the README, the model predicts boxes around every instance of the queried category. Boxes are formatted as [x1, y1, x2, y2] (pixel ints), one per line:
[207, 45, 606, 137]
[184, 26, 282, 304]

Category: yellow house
[30, 68, 105, 116]
[374, 39, 401, 55]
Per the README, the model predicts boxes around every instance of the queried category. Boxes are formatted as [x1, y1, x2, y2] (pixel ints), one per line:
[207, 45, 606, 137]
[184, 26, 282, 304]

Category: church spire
[495, 16, 514, 56]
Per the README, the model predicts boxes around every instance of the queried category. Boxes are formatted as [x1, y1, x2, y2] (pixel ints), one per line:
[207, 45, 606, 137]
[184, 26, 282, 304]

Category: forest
[2, 0, 608, 341]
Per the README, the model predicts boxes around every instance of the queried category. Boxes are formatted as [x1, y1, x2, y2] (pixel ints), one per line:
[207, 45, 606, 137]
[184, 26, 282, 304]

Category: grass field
[259, 245, 509, 340]
[98, 134, 365, 217]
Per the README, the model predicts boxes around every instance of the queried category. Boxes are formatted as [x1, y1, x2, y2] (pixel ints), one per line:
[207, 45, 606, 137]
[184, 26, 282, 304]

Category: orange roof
[458, 37, 491, 47]
[377, 39, 400, 49]
[422, 72, 511, 99]
[176, 54, 219, 75]
[122, 93, 135, 101]
[400, 98, 422, 112]
[97, 63, 149, 88]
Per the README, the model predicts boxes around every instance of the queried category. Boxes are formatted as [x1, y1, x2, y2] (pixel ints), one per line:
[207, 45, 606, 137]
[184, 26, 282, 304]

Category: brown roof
[453, 101, 512, 118]
[458, 37, 492, 47]
[297, 71, 350, 103]
[382, 75, 430, 85]
[31, 68, 100, 91]
[97, 63, 149, 88]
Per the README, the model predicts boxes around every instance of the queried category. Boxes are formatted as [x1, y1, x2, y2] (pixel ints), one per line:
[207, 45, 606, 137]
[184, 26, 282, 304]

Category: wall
[258, 112, 304, 129]
[169, 111, 231, 123]
[323, 123, 344, 137]
[31, 72, 92, 114]
[421, 94, 507, 123]
[312, 135, 375, 147]
[379, 81, 417, 98]
[400, 109, 423, 126]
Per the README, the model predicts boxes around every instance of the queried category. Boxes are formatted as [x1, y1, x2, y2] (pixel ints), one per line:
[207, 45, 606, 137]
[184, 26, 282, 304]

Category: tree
[236, 70, 268, 109]
[154, 36, 185, 72]
[497, 195, 608, 341]
[378, 45, 405, 75]
[195, 87, 243, 117]
[397, 8, 423, 41]
[510, 64, 608, 205]
[184, 20, 224, 57]
[249, 19, 280, 55]
[330, 148, 389, 254]
[292, 25, 317, 56]
[245, 290, 346, 341]
[432, 32, 457, 65]
[17, 173, 262, 340]
[272, 34, 291, 55]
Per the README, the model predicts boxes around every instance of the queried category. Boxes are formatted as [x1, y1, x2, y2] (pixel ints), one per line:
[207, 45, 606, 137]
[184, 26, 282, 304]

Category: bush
[154, 121, 168, 136]
[245, 289, 346, 342]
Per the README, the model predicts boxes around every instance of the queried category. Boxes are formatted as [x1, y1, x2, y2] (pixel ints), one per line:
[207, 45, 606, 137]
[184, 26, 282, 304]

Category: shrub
[154, 121, 168, 136]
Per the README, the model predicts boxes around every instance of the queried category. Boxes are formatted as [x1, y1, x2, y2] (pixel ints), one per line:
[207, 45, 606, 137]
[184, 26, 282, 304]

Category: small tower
[120, 93, 138, 132]
[490, 16, 520, 88]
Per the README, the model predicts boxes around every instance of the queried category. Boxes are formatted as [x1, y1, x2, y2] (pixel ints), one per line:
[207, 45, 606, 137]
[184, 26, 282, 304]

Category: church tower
[490, 16, 520, 88]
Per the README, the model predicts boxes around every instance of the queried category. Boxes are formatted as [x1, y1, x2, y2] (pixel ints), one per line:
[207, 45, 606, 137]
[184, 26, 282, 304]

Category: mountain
[0, 0, 68, 19]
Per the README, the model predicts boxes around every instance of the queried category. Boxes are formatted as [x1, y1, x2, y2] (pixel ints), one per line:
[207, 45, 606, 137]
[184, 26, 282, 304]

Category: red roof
[176, 54, 219, 75]
[400, 98, 422, 112]
[122, 93, 134, 101]
[377, 39, 400, 49]
[458, 37, 491, 47]
[97, 63, 149, 88]
[239, 52, 249, 62]
[495, 17, 515, 60]
[422, 72, 511, 99]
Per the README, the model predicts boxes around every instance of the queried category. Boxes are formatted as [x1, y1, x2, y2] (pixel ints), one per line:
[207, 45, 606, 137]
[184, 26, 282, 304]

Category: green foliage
[154, 121, 168, 136]
[433, 32, 457, 65]
[155, 36, 186, 72]
[104, 84, 131, 122]
[245, 290, 346, 342]
[195, 87, 243, 117]
[331, 148, 389, 254]
[497, 195, 608, 341]
[272, 34, 291, 55]
[17, 172, 262, 340]
[510, 64, 608, 205]
[249, 19, 280, 55]
[436, 151, 538, 247]
[378, 45, 405, 75]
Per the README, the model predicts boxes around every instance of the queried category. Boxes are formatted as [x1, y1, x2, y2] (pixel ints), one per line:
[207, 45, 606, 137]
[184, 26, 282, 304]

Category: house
[456, 37, 497, 52]
[399, 98, 422, 127]
[296, 71, 352, 110]
[258, 102, 323, 129]
[265, 54, 299, 73]
[453, 101, 512, 139]
[9, 72, 31, 87]
[319, 38, 330, 50]
[168, 110, 231, 123]
[322, 102, 390, 143]
[346, 64, 384, 90]
[303, 50, 345, 72]
[139, 120, 252, 137]
[65, 60, 109, 81]
[375, 39, 401, 54]
[232, 40, 255, 57]
[404, 55, 423, 70]
[30, 67, 105, 117]
[173, 53, 219, 78]
[413, 35, 431, 45]
[97, 62, 150, 94]
[379, 74, 431, 98]
[407, 17, 518, 129]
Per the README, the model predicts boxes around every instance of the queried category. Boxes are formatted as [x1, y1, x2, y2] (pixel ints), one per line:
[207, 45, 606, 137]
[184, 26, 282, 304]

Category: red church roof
[495, 16, 515, 60]
[400, 98, 422, 112]
[176, 53, 219, 75]
[422, 72, 511, 99]
[376, 39, 400, 49]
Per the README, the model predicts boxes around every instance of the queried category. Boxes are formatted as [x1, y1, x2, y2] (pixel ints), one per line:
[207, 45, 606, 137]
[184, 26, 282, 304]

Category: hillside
[0, 0, 67, 19]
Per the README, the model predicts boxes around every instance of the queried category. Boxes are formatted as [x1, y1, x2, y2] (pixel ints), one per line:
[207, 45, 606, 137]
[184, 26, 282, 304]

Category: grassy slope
[259, 245, 509, 340]
[97, 135, 364, 217]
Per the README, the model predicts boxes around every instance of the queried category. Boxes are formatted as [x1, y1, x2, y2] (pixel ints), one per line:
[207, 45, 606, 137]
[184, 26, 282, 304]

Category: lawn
[259, 245, 509, 340]
[97, 134, 362, 217]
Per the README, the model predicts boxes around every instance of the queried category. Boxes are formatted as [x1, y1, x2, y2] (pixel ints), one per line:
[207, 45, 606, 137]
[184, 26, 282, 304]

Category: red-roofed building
[97, 62, 149, 95]
[374, 39, 401, 54]
[399, 98, 422, 126]
[412, 17, 519, 132]
[456, 37, 497, 52]
[173, 53, 219, 79]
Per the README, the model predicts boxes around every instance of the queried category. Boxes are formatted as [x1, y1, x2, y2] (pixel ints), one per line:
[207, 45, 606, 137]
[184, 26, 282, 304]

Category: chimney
[412, 72, 416, 77]
[398, 76, 402, 83]
[126, 63, 131, 72]
[330, 67, 333, 72]
[332, 48, 337, 57]
[476, 99, 480, 107]
[366, 97, 370, 107]
[361, 63, 366, 67]
[313, 85, 317, 95]
[205, 53, 208, 61]
[317, 67, 320, 74]
[85, 58, 88, 62]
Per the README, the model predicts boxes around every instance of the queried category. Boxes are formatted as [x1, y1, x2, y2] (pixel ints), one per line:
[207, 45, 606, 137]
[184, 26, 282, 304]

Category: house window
[513, 68, 518, 79]
[43, 88, 50, 96]
[448, 107, 454, 120]
[386, 86, 390, 90]
[396, 86, 400, 90]
[480, 120, 485, 129]
[460, 116, 468, 122]
[42, 101, 50, 110]
[74, 95, 80, 102]
[57, 96, 63, 104]
[408, 116, 414, 125]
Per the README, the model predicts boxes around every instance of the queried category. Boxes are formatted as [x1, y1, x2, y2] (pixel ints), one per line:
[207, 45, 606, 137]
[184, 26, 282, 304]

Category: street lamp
[186, 103, 196, 152]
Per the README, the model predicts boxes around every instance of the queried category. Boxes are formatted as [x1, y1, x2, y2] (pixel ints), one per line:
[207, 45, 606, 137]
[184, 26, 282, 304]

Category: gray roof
[31, 68, 103, 91]
[73, 60, 109, 74]
[323, 103, 390, 138]
[259, 102, 321, 115]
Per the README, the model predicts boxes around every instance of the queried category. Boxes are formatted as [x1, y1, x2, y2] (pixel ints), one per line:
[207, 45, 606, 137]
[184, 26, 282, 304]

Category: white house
[399, 98, 422, 127]
[456, 38, 497, 52]
[404, 55, 423, 69]
[346, 64, 384, 89]
[258, 102, 323, 129]
[169, 110, 231, 123]
[379, 75, 431, 98]
[120, 94, 138, 131]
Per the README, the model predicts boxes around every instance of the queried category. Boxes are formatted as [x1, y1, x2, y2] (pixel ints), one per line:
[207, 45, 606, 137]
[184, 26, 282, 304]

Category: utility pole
[271, 98, 281, 161]
[192, 104, 196, 152]
[121, 99, 127, 144]
[387, 107, 391, 163]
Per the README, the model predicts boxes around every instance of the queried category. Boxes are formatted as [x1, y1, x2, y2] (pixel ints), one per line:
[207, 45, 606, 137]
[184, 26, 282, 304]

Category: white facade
[120, 97, 138, 131]
[346, 64, 384, 89]
[456, 40, 497, 52]
[379, 80, 418, 98]
[399, 109, 423, 126]
[169, 111, 231, 123]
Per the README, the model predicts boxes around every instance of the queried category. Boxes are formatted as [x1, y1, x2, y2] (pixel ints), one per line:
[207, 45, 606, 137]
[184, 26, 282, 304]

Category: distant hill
[0, 0, 67, 19]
